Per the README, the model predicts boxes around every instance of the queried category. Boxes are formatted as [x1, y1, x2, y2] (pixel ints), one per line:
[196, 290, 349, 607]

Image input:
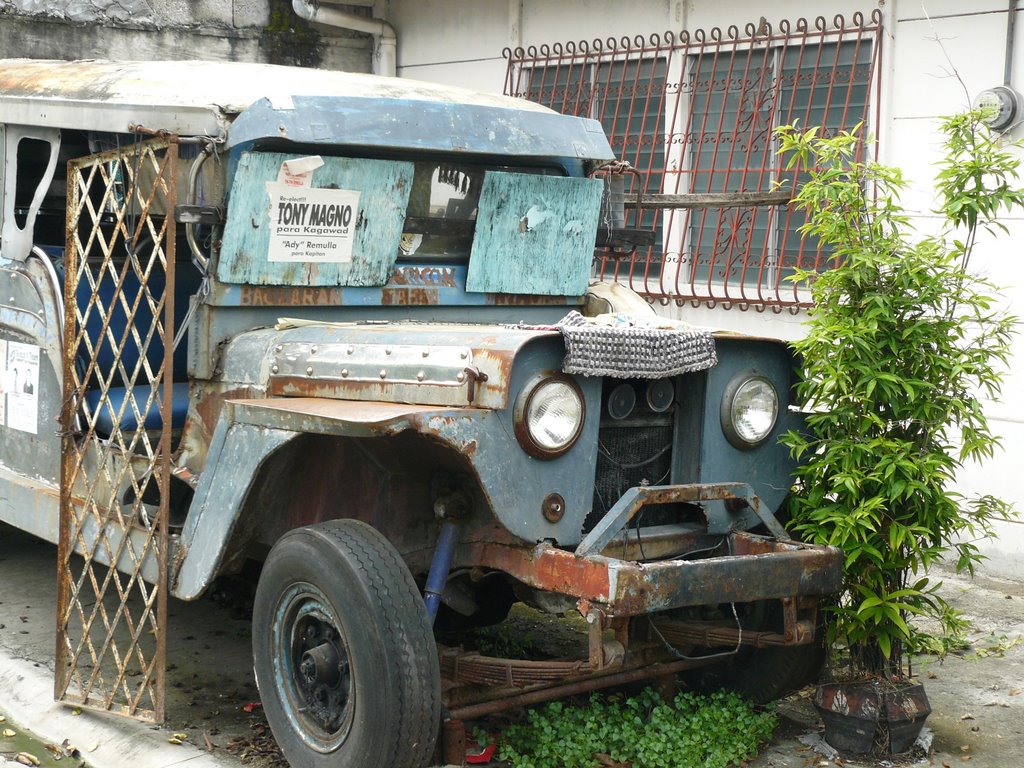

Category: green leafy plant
[778, 111, 1022, 680]
[496, 688, 776, 768]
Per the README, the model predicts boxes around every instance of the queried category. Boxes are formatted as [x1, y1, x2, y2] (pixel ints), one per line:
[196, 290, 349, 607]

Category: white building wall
[385, 0, 1024, 580]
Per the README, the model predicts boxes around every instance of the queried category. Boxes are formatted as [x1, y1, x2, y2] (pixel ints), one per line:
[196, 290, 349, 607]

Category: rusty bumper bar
[472, 531, 842, 617]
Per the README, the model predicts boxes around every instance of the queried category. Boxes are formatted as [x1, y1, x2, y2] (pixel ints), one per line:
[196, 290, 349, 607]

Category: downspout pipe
[292, 0, 397, 77]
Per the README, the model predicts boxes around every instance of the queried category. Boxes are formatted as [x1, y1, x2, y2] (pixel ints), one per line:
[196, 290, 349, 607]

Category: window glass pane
[776, 40, 875, 281]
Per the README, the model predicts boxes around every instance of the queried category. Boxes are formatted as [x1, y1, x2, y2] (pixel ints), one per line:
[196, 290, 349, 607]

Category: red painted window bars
[504, 10, 882, 311]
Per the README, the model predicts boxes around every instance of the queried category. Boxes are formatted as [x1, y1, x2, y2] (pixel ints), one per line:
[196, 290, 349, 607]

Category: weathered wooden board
[218, 152, 413, 286]
[466, 173, 602, 296]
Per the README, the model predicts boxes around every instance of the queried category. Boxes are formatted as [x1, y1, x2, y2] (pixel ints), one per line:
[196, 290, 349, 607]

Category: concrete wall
[384, 0, 1024, 580]
[0, 0, 372, 71]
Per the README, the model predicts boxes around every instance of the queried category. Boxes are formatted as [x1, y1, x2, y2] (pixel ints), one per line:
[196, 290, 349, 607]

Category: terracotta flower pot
[814, 679, 931, 754]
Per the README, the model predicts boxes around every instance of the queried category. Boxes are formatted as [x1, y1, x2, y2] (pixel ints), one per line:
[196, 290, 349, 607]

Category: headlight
[721, 373, 779, 449]
[515, 375, 585, 458]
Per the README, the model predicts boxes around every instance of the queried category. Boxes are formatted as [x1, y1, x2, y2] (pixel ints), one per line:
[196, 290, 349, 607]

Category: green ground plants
[496, 688, 777, 768]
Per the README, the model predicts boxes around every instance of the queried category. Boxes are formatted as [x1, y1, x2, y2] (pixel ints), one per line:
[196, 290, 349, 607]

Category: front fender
[172, 398, 470, 599]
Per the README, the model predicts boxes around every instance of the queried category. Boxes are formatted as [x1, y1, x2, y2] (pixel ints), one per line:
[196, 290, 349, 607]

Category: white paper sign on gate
[266, 182, 361, 264]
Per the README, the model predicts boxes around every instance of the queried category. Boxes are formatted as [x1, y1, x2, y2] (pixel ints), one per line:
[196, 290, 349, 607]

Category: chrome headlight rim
[720, 372, 779, 450]
[514, 374, 586, 460]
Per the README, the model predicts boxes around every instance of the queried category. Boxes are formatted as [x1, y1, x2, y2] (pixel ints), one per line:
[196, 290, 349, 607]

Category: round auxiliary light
[607, 383, 636, 420]
[515, 375, 585, 459]
[646, 379, 675, 413]
[721, 373, 779, 450]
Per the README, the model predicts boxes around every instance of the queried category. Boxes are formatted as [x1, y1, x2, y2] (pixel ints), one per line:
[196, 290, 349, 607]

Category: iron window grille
[504, 11, 882, 311]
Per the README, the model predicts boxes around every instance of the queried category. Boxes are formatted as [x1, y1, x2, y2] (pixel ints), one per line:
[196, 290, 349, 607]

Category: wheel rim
[272, 582, 354, 753]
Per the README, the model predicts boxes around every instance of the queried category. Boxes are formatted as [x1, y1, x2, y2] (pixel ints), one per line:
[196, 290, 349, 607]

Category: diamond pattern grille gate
[56, 138, 178, 722]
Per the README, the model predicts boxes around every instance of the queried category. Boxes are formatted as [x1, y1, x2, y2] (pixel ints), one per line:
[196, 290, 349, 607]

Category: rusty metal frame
[56, 137, 178, 722]
[469, 531, 842, 617]
[575, 482, 788, 555]
[503, 11, 883, 311]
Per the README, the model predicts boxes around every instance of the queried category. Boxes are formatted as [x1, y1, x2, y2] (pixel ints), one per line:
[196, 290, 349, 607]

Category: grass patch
[496, 688, 777, 768]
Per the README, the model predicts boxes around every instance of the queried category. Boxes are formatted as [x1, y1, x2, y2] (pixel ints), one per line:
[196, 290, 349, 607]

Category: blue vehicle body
[0, 58, 841, 761]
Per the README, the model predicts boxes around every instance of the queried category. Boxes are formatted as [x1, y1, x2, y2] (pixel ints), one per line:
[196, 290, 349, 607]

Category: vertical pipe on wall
[291, 0, 397, 77]
[1005, 0, 1017, 87]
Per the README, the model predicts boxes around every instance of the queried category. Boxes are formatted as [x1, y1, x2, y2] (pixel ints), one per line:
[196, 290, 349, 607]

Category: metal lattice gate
[56, 138, 178, 721]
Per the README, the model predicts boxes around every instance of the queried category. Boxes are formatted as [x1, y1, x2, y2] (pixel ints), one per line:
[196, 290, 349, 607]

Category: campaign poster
[266, 182, 360, 264]
[6, 341, 39, 434]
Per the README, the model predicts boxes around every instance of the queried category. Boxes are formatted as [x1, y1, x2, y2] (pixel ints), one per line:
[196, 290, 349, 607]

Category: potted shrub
[777, 111, 1022, 754]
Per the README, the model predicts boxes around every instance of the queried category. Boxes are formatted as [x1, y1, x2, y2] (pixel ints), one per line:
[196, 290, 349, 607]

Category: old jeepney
[0, 59, 841, 768]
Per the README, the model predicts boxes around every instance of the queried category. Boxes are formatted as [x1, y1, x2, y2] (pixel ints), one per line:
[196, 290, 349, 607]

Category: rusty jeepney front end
[0, 59, 840, 768]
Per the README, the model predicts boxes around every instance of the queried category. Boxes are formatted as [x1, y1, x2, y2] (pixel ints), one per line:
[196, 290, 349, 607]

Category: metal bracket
[575, 482, 789, 557]
[174, 204, 223, 225]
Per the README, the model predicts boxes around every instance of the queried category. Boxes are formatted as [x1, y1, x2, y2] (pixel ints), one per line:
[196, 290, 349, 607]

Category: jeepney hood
[215, 321, 563, 410]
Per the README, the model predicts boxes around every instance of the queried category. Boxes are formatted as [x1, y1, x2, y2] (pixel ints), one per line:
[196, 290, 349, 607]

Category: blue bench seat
[75, 259, 203, 434]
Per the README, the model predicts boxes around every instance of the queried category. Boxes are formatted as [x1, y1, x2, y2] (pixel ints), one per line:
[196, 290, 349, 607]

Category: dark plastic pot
[814, 679, 931, 754]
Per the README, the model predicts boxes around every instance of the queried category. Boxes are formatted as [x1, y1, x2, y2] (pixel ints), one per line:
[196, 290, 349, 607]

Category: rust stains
[239, 285, 343, 306]
[381, 287, 439, 305]
[388, 266, 458, 288]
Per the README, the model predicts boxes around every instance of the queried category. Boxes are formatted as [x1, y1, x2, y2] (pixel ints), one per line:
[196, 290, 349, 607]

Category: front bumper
[472, 531, 842, 617]
[470, 482, 842, 618]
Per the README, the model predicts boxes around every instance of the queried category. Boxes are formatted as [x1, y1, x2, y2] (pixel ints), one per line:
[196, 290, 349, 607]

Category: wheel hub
[301, 641, 342, 687]
[274, 586, 355, 751]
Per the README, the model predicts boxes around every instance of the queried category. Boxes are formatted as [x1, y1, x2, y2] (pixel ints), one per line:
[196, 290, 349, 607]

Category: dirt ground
[0, 521, 1021, 768]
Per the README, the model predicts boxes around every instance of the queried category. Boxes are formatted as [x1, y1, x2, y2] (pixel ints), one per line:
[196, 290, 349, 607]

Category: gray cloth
[556, 311, 717, 378]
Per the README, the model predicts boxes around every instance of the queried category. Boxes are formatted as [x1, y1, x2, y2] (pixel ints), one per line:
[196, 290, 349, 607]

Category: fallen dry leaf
[168, 737, 183, 745]
[3, 728, 17, 738]
[172, 732, 188, 741]
[961, 744, 971, 752]
[16, 752, 40, 766]
[961, 713, 975, 720]
[1010, 688, 1022, 696]
[0, 716, 5, 723]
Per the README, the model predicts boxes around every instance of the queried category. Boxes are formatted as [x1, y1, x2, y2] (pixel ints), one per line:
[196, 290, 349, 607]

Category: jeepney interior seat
[74, 259, 202, 435]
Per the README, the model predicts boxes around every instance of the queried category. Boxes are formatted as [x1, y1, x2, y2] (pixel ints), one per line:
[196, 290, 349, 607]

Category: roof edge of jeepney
[0, 59, 613, 161]
[225, 96, 614, 162]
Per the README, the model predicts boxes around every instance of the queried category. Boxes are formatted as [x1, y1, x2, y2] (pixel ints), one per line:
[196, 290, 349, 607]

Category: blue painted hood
[227, 95, 614, 162]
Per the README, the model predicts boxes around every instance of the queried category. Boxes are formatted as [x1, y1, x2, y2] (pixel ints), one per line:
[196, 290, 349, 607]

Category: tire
[687, 601, 826, 705]
[253, 519, 440, 768]
[708, 638, 826, 704]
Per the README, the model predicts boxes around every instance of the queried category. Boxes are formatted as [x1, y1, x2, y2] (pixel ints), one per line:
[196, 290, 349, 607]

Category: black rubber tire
[687, 602, 826, 705]
[708, 638, 826, 704]
[253, 519, 440, 768]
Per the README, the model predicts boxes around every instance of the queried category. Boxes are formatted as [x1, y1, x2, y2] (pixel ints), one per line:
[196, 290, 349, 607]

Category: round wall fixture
[974, 86, 1021, 131]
